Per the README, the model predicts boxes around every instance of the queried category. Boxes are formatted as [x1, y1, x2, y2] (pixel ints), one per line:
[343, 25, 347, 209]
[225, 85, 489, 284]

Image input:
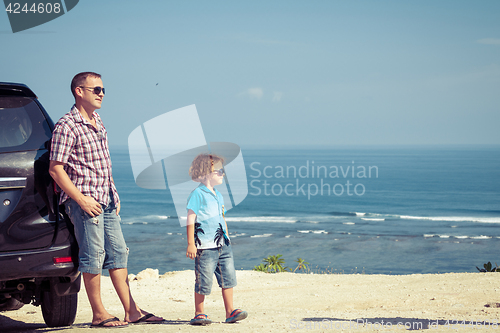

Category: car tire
[41, 289, 77, 327]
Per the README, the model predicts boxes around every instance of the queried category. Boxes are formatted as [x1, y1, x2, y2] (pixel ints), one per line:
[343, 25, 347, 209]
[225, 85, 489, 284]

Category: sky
[1, 1, 499, 148]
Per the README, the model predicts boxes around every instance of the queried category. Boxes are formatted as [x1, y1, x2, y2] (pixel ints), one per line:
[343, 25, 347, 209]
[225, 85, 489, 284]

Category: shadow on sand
[299, 317, 497, 330]
[0, 314, 190, 332]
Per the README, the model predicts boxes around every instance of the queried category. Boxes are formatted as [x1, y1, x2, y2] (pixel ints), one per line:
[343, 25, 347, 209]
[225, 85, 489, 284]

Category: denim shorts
[65, 198, 128, 275]
[195, 244, 237, 295]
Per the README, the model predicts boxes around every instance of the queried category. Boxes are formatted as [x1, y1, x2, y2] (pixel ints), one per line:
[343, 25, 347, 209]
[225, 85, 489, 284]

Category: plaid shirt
[50, 105, 119, 205]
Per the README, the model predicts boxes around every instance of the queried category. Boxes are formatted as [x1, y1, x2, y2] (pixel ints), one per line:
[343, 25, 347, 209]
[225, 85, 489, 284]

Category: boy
[186, 153, 248, 325]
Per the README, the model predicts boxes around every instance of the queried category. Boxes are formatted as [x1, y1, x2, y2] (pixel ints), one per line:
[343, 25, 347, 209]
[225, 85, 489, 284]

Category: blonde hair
[189, 153, 225, 181]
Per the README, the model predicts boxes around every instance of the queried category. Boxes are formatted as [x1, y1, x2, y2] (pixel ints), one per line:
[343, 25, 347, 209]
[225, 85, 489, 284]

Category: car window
[0, 107, 33, 148]
[0, 97, 51, 152]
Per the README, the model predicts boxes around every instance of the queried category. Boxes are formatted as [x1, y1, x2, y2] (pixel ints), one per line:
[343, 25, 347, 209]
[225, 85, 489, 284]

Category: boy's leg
[215, 245, 245, 319]
[194, 249, 217, 317]
[195, 292, 206, 315]
[221, 287, 235, 318]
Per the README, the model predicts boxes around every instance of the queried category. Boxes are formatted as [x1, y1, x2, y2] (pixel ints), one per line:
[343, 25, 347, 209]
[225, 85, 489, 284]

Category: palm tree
[253, 263, 269, 273]
[194, 222, 204, 247]
[214, 223, 230, 247]
[263, 254, 290, 273]
[293, 258, 310, 273]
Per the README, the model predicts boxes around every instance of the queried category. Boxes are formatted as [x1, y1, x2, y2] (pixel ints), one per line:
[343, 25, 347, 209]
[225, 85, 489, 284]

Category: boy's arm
[186, 209, 197, 259]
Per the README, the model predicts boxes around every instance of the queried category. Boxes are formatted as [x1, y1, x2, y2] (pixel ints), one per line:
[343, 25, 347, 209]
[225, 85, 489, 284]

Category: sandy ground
[1, 270, 499, 332]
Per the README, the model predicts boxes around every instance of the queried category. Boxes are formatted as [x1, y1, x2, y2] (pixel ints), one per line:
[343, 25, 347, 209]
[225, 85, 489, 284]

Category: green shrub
[476, 262, 500, 272]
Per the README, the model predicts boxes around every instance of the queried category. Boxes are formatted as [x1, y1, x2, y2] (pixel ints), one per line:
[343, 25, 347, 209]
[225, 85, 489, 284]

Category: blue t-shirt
[186, 184, 230, 249]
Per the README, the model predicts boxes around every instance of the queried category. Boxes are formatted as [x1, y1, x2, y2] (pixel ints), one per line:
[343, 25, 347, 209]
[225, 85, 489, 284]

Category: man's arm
[49, 160, 103, 217]
[110, 176, 120, 215]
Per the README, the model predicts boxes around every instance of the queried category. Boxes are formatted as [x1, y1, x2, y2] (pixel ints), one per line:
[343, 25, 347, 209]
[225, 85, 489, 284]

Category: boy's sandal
[190, 313, 212, 326]
[225, 309, 248, 323]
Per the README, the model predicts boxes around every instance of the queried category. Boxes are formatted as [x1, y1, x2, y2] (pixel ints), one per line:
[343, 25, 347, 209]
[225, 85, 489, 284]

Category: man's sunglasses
[214, 168, 225, 176]
[79, 86, 105, 95]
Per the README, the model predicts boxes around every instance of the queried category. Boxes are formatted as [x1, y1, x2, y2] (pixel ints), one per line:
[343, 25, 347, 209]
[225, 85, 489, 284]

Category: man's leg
[65, 199, 127, 327]
[102, 201, 163, 323]
[109, 268, 163, 322]
[108, 267, 142, 322]
[83, 273, 128, 327]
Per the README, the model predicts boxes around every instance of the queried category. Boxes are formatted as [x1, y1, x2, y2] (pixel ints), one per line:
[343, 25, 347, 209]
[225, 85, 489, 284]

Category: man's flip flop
[190, 313, 212, 325]
[91, 317, 128, 328]
[130, 313, 165, 324]
[225, 309, 248, 323]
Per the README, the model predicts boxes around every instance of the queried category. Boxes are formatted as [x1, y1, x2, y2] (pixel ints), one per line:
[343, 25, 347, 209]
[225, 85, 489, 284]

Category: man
[49, 72, 163, 328]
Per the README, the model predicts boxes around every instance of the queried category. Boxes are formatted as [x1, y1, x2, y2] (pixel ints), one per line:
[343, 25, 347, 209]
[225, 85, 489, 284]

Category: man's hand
[50, 161, 104, 216]
[78, 195, 103, 217]
[116, 201, 120, 215]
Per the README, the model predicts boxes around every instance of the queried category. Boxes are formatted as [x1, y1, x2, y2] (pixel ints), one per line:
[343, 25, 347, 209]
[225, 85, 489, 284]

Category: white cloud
[476, 38, 500, 45]
[239, 87, 263, 100]
[272, 92, 283, 102]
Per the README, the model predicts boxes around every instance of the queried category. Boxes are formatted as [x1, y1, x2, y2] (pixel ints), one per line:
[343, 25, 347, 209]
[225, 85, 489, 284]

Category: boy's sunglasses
[213, 168, 225, 176]
[79, 86, 105, 95]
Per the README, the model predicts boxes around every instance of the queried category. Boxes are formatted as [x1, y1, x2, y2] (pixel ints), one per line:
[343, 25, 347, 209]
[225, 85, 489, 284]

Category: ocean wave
[121, 215, 173, 224]
[121, 212, 500, 226]
[328, 211, 357, 216]
[225, 216, 298, 223]
[250, 233, 273, 238]
[297, 230, 328, 234]
[470, 235, 492, 240]
[354, 212, 500, 224]
[356, 212, 390, 218]
[399, 215, 500, 223]
[424, 234, 494, 240]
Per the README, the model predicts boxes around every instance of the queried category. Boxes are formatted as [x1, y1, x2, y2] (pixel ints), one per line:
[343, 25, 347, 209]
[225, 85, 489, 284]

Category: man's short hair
[70, 72, 101, 98]
[189, 153, 225, 181]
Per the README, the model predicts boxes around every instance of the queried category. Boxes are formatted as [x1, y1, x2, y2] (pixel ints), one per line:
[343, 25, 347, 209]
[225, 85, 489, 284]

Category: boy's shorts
[65, 197, 129, 275]
[195, 244, 237, 295]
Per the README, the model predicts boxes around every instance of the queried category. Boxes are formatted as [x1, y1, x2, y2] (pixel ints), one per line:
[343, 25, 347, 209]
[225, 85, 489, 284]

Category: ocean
[110, 145, 500, 275]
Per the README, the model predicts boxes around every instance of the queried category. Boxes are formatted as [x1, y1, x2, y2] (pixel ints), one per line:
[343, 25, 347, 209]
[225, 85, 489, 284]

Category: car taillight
[53, 256, 74, 264]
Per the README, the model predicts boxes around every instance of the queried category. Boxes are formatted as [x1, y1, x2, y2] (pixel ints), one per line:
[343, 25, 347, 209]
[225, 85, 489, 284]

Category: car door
[0, 94, 57, 252]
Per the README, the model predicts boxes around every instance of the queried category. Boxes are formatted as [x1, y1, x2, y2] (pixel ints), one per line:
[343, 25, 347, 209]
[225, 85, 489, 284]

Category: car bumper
[0, 244, 79, 281]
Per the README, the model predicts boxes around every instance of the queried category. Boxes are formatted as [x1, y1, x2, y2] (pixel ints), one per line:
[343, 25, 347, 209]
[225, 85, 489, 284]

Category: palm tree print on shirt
[194, 222, 204, 247]
[214, 223, 230, 248]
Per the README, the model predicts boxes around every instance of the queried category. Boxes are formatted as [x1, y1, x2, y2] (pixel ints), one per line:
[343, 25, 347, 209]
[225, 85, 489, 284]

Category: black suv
[0, 83, 80, 327]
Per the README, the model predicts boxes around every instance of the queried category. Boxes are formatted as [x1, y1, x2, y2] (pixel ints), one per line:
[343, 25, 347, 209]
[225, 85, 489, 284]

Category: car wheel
[41, 290, 77, 327]
[0, 298, 24, 311]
